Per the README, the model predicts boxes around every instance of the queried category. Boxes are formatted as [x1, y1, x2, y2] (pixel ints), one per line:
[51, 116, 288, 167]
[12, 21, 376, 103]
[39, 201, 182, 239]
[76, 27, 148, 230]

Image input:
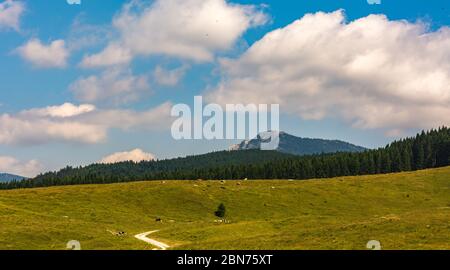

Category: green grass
[0, 167, 449, 250]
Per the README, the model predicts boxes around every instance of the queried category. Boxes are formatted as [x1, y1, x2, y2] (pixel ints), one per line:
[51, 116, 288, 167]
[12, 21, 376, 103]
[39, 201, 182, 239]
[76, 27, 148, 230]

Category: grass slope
[0, 167, 449, 250]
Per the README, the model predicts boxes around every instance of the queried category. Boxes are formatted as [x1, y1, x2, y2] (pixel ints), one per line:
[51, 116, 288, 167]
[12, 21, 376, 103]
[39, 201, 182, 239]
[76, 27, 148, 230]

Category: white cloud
[81, 0, 268, 67]
[0, 102, 172, 146]
[100, 148, 156, 164]
[207, 10, 450, 135]
[22, 103, 96, 118]
[70, 68, 150, 104]
[80, 43, 131, 68]
[67, 15, 113, 52]
[17, 39, 69, 68]
[84, 103, 172, 131]
[0, 0, 24, 31]
[153, 65, 189, 86]
[0, 113, 106, 145]
[0, 156, 43, 177]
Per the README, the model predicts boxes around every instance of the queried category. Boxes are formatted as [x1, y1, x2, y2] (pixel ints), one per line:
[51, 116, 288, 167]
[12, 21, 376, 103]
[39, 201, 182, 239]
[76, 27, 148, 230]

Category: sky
[0, 0, 449, 176]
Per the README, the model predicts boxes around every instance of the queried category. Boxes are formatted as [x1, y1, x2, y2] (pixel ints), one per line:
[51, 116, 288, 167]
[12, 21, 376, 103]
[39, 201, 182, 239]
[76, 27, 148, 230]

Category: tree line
[1, 127, 449, 190]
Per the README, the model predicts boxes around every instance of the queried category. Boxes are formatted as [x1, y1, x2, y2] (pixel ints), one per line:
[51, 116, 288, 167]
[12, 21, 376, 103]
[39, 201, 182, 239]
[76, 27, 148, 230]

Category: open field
[0, 167, 449, 250]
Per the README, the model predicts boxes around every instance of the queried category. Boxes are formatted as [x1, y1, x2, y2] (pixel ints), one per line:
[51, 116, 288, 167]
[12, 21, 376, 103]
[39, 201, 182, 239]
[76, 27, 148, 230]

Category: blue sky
[0, 0, 449, 176]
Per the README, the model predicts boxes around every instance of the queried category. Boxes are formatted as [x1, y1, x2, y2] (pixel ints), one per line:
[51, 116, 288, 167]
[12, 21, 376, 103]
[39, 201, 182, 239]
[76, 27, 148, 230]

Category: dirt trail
[134, 230, 170, 250]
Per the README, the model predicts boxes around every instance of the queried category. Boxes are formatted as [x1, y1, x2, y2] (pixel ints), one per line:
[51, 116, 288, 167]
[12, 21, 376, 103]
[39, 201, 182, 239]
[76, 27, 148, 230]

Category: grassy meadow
[0, 167, 449, 250]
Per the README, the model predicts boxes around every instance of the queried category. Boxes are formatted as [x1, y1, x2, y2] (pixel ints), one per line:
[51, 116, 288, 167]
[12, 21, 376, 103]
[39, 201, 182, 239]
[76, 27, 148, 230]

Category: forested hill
[0, 173, 26, 183]
[2, 127, 450, 190]
[0, 150, 294, 189]
[231, 131, 366, 155]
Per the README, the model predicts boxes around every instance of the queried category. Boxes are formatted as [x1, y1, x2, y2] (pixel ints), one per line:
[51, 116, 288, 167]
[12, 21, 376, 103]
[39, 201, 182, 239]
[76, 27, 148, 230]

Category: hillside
[0, 173, 25, 183]
[0, 167, 449, 250]
[0, 150, 294, 189]
[231, 131, 367, 155]
[2, 127, 449, 190]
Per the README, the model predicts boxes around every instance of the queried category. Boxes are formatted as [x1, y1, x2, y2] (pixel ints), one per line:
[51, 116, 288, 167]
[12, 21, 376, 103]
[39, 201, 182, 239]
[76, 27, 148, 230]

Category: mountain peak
[230, 131, 366, 156]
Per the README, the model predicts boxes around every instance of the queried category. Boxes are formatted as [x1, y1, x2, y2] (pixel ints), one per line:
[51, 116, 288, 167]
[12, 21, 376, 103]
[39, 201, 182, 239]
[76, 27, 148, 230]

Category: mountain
[3, 127, 450, 190]
[0, 173, 26, 183]
[230, 131, 367, 156]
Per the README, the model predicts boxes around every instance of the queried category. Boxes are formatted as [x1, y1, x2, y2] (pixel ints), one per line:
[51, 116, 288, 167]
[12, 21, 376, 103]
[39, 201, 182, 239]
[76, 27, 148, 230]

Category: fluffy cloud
[0, 113, 106, 145]
[85, 103, 172, 131]
[17, 39, 69, 68]
[207, 10, 450, 135]
[0, 0, 24, 31]
[67, 15, 113, 52]
[0, 102, 172, 146]
[81, 0, 268, 67]
[100, 148, 156, 164]
[23, 103, 96, 118]
[153, 65, 189, 86]
[70, 68, 150, 104]
[80, 43, 131, 68]
[0, 156, 43, 177]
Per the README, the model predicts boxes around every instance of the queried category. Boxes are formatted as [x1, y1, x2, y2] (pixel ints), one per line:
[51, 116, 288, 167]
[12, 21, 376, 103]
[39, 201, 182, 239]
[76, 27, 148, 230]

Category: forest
[1, 127, 449, 190]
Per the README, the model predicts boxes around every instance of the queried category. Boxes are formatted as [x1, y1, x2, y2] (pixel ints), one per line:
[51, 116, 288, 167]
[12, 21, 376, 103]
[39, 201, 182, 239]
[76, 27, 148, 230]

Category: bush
[215, 203, 226, 218]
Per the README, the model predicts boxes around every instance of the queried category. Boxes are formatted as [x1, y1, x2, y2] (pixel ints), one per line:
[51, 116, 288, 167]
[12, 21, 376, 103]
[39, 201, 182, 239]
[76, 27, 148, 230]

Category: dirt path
[134, 230, 170, 250]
